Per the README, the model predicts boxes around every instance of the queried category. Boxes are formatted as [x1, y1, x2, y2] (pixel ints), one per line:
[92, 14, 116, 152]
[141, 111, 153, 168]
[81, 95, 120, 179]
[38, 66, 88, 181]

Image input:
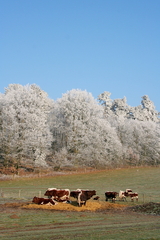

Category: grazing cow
[119, 189, 132, 200]
[44, 188, 70, 203]
[70, 189, 96, 206]
[119, 190, 126, 201]
[128, 192, 138, 201]
[105, 191, 118, 202]
[32, 196, 56, 205]
[119, 190, 138, 202]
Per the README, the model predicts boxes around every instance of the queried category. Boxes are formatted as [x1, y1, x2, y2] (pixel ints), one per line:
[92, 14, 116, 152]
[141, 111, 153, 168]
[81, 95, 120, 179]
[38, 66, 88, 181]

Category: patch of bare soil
[0, 202, 31, 213]
[127, 202, 160, 215]
[2, 202, 31, 208]
[9, 214, 20, 219]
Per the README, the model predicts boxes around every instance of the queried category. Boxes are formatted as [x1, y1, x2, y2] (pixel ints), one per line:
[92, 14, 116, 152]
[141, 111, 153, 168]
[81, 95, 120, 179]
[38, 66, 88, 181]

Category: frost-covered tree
[98, 92, 159, 122]
[51, 89, 101, 153]
[98, 91, 160, 166]
[111, 97, 128, 117]
[98, 92, 129, 119]
[98, 91, 113, 118]
[79, 117, 122, 168]
[127, 95, 159, 122]
[0, 85, 159, 171]
[50, 89, 122, 168]
[0, 84, 53, 170]
[141, 95, 159, 122]
[98, 91, 112, 109]
[113, 118, 160, 166]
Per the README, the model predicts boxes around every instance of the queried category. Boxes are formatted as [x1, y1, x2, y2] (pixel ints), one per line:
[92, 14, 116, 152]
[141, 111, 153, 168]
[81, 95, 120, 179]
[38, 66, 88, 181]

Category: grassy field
[0, 207, 160, 240]
[0, 166, 160, 202]
[0, 166, 160, 239]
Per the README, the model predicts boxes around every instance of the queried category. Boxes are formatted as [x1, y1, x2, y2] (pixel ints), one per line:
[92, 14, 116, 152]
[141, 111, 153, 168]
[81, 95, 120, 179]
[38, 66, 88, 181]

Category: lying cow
[44, 188, 70, 203]
[119, 190, 138, 202]
[32, 196, 57, 205]
[70, 189, 96, 206]
[105, 191, 118, 202]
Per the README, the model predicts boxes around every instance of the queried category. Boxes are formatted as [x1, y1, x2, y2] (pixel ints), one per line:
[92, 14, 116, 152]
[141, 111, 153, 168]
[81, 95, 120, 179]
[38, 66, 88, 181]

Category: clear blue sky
[1, 0, 160, 111]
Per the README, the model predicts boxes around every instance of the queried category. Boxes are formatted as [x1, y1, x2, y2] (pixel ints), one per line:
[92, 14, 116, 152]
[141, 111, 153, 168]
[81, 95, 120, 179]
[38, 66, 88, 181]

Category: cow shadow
[69, 200, 79, 207]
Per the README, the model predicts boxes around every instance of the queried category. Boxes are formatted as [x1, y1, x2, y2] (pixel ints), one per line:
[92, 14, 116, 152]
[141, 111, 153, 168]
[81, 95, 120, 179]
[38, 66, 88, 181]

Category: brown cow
[70, 189, 81, 199]
[70, 189, 96, 206]
[32, 196, 57, 205]
[105, 191, 118, 202]
[44, 188, 70, 203]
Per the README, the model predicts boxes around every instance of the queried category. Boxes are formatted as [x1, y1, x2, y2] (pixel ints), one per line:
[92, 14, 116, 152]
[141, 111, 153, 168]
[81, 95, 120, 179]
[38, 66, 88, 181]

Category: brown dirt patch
[2, 202, 31, 208]
[9, 214, 20, 219]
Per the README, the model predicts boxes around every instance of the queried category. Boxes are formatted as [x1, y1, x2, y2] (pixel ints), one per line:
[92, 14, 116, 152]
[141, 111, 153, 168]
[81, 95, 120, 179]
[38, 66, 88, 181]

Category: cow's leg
[78, 192, 82, 207]
[123, 196, 127, 201]
[77, 200, 81, 207]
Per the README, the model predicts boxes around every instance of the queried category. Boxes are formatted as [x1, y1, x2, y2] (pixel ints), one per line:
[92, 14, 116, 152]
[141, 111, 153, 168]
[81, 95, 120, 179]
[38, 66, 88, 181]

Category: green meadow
[0, 166, 160, 239]
[0, 166, 160, 202]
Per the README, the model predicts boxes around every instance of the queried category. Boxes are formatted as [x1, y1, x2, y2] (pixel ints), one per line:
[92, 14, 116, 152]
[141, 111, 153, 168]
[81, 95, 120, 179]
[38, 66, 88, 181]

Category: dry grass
[22, 200, 125, 212]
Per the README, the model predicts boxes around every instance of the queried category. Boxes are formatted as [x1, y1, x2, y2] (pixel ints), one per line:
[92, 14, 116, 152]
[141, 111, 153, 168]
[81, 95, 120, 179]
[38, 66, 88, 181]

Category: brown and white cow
[44, 188, 70, 203]
[105, 191, 118, 202]
[70, 189, 96, 206]
[125, 189, 133, 194]
[128, 192, 138, 201]
[32, 196, 57, 205]
[119, 189, 138, 202]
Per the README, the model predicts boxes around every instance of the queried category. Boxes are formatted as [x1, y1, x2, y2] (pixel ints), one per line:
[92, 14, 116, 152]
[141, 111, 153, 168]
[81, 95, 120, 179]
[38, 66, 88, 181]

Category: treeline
[0, 84, 160, 173]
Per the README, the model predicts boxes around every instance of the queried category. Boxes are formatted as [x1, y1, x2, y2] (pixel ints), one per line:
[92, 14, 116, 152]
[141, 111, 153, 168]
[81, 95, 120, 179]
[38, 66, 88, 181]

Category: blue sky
[1, 0, 160, 111]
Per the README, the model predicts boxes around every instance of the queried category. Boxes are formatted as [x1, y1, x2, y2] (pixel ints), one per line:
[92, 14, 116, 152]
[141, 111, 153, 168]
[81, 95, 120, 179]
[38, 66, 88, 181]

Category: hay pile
[22, 201, 125, 212]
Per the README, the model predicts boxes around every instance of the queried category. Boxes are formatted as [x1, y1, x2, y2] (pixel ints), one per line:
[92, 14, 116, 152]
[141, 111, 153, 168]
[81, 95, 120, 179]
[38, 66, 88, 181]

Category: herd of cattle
[32, 188, 138, 207]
